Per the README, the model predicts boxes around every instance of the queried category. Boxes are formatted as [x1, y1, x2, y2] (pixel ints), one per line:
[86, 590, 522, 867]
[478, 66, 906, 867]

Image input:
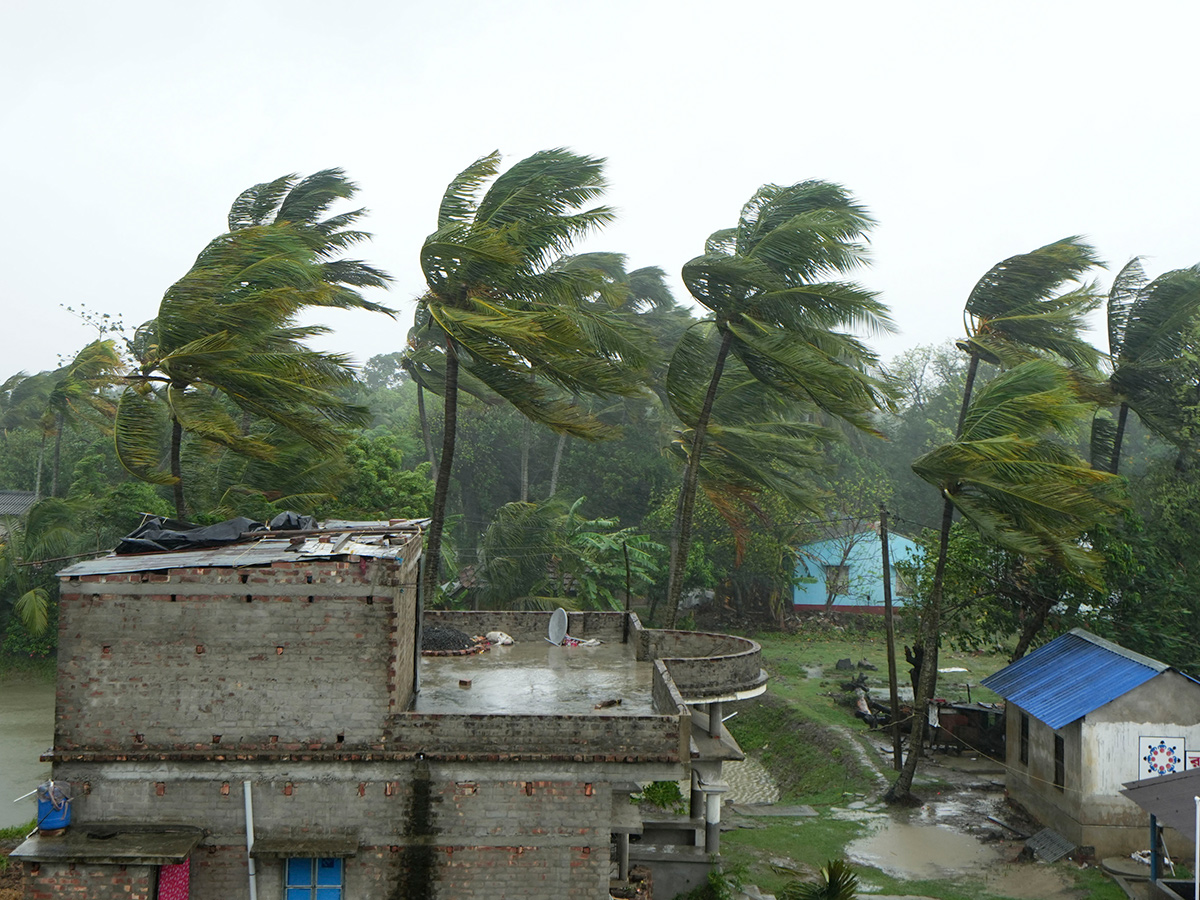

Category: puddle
[846, 819, 1001, 880]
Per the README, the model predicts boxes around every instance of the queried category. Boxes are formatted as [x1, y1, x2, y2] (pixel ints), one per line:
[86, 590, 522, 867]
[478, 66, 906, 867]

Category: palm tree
[415, 149, 646, 603]
[779, 859, 860, 900]
[1103, 259, 1200, 473]
[115, 171, 393, 518]
[664, 181, 894, 625]
[886, 238, 1113, 802]
[0, 501, 79, 636]
[43, 340, 123, 497]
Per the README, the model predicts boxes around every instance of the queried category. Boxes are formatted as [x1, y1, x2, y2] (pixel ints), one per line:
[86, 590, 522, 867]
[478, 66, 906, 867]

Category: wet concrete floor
[0, 677, 54, 829]
[415, 640, 655, 715]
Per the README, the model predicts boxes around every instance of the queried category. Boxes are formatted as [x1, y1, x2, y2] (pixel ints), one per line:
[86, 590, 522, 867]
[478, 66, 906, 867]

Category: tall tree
[1102, 259, 1200, 473]
[664, 181, 894, 625]
[114, 170, 393, 517]
[414, 149, 645, 604]
[43, 340, 123, 497]
[886, 238, 1114, 802]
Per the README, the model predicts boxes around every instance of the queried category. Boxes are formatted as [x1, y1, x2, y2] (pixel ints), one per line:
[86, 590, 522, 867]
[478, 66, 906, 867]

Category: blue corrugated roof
[981, 629, 1168, 730]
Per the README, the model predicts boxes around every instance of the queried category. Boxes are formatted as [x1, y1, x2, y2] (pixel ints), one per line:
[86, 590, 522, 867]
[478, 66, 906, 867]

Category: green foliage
[0, 818, 36, 841]
[322, 435, 433, 520]
[778, 859, 859, 900]
[473, 497, 664, 611]
[633, 780, 685, 814]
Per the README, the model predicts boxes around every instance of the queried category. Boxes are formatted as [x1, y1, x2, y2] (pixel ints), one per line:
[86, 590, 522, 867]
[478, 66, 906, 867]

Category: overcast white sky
[4, 0, 1198, 379]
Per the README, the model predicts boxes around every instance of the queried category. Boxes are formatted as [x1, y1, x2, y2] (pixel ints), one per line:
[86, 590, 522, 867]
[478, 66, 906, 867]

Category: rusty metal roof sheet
[981, 629, 1168, 730]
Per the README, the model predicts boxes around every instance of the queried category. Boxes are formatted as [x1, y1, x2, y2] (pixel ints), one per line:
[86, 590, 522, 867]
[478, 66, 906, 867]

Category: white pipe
[244, 781, 258, 900]
[12, 789, 37, 803]
[1193, 795, 1198, 900]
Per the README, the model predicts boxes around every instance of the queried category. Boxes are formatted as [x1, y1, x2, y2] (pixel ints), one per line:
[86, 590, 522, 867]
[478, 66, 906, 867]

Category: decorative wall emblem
[1142, 737, 1186, 776]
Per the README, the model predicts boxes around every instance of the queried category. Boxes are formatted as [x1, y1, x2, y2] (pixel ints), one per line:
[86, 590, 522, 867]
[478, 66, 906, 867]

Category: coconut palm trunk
[422, 338, 459, 603]
[548, 433, 566, 498]
[170, 416, 186, 518]
[417, 383, 438, 480]
[666, 328, 734, 626]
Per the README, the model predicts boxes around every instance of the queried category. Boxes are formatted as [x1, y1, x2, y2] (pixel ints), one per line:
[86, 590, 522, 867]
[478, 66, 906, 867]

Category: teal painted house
[793, 530, 923, 613]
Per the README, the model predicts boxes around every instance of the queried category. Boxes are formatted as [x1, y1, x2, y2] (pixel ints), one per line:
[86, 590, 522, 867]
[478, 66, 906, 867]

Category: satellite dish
[547, 608, 568, 645]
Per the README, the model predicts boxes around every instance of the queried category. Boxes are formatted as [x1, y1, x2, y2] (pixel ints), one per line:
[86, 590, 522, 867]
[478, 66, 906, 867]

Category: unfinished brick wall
[55, 556, 418, 751]
[22, 862, 156, 899]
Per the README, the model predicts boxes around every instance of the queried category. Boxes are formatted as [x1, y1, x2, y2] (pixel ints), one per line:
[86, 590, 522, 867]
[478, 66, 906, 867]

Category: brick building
[13, 519, 765, 899]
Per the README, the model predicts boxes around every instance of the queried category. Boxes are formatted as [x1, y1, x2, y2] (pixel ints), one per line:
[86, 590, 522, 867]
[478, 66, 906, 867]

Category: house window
[1019, 714, 1029, 765]
[824, 565, 849, 595]
[1054, 735, 1065, 791]
[890, 565, 914, 598]
[286, 857, 343, 900]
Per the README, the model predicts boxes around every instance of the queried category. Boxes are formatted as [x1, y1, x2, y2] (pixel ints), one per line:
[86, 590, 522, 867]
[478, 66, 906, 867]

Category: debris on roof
[58, 515, 428, 577]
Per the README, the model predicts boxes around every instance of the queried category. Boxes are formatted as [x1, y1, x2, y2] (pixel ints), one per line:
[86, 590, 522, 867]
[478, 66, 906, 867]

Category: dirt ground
[0, 848, 22, 900]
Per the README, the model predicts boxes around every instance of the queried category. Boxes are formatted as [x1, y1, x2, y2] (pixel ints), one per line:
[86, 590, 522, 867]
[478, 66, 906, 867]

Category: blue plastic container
[36, 781, 71, 832]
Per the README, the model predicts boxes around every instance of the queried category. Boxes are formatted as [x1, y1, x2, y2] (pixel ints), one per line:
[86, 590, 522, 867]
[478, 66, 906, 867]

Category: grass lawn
[716, 620, 1127, 900]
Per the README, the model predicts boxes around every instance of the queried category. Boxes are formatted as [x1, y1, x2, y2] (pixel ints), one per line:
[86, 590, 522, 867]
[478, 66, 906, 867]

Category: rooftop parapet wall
[639, 630, 766, 701]
[423, 609, 632, 643]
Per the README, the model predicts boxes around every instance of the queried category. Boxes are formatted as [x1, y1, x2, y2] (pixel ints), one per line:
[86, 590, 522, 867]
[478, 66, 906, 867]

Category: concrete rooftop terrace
[416, 639, 655, 715]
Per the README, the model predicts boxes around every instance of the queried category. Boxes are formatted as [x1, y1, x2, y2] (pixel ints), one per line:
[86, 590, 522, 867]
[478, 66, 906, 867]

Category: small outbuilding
[982, 628, 1200, 857]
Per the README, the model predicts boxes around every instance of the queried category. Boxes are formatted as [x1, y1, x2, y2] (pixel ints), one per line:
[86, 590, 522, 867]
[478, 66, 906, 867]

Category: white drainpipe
[244, 781, 258, 900]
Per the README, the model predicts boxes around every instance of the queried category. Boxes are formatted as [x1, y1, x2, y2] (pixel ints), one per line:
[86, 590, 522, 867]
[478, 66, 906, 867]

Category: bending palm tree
[416, 149, 646, 603]
[664, 181, 894, 625]
[115, 171, 393, 517]
[1103, 259, 1200, 473]
[887, 239, 1114, 802]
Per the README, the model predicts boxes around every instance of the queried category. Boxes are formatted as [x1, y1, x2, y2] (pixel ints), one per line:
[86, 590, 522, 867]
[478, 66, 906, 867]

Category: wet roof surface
[415, 640, 655, 715]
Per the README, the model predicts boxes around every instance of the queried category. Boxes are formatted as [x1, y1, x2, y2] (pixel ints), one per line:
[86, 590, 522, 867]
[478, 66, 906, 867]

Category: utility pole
[880, 505, 902, 771]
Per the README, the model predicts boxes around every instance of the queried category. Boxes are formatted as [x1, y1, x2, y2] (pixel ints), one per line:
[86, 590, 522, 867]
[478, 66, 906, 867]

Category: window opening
[1019, 714, 1029, 765]
[1054, 734, 1065, 791]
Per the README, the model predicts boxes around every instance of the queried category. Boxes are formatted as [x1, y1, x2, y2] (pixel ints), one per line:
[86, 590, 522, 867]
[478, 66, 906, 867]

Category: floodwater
[0, 677, 54, 829]
[846, 816, 1000, 880]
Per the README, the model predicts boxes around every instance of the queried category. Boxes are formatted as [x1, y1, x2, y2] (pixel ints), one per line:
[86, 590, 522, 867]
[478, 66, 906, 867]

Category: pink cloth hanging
[158, 859, 190, 900]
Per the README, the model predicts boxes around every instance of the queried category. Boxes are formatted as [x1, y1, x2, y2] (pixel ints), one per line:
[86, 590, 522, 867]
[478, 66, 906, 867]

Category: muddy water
[846, 817, 1001, 879]
[0, 677, 55, 829]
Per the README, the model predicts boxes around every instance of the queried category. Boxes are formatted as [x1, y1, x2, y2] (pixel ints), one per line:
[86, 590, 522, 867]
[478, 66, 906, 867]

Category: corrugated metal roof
[58, 520, 426, 577]
[981, 629, 1167, 730]
[0, 490, 37, 517]
[1122, 767, 1200, 841]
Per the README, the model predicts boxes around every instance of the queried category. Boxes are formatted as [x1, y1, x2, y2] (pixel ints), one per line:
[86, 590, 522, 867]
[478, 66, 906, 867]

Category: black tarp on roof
[115, 512, 317, 555]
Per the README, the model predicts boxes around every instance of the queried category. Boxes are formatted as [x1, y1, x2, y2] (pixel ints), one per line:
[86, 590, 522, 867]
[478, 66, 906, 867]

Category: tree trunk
[422, 338, 459, 605]
[417, 384, 438, 481]
[1012, 594, 1055, 661]
[34, 433, 45, 500]
[666, 328, 734, 627]
[519, 419, 530, 503]
[886, 490, 953, 802]
[1109, 402, 1129, 475]
[548, 432, 566, 498]
[51, 412, 64, 498]
[886, 351, 979, 803]
[170, 416, 186, 519]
